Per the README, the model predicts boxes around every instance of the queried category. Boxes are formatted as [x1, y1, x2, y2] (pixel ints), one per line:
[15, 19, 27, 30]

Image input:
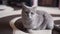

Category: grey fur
[22, 3, 54, 31]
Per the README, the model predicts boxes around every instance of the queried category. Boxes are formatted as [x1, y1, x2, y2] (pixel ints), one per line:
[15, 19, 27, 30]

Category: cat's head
[22, 3, 38, 29]
[22, 3, 37, 19]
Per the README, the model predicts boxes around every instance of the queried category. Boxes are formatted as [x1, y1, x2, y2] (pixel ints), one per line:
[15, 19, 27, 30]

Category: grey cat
[21, 3, 54, 32]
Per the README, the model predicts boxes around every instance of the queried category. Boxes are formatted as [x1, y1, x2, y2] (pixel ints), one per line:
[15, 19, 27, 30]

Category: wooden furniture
[59, 0, 60, 9]
[38, 0, 59, 7]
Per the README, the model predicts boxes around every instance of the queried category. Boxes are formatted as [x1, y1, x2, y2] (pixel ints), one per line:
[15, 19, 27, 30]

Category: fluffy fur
[22, 3, 54, 31]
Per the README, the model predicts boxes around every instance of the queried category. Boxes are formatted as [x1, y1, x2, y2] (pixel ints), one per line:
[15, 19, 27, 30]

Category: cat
[21, 3, 54, 32]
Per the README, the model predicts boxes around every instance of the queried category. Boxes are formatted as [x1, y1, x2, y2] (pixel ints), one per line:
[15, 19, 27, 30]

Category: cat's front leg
[27, 29, 40, 34]
[27, 29, 32, 32]
[27, 29, 34, 34]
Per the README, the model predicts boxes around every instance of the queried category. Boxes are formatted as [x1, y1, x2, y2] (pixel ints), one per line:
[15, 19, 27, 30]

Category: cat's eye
[31, 12, 34, 14]
[25, 12, 28, 14]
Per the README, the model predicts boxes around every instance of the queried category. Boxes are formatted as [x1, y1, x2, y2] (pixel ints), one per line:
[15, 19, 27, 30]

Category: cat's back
[36, 10, 47, 15]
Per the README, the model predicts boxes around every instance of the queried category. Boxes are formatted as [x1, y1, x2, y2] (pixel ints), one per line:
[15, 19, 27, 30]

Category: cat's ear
[22, 2, 30, 9]
[32, 6, 37, 10]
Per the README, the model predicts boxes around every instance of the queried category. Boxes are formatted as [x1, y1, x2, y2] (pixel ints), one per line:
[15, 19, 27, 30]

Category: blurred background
[0, 0, 59, 8]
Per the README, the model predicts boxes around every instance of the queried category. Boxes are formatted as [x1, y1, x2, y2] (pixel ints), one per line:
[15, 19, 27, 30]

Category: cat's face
[22, 3, 37, 28]
[22, 3, 37, 19]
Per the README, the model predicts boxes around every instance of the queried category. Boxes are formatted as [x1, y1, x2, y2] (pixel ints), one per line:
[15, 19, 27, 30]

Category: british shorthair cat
[22, 3, 54, 32]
